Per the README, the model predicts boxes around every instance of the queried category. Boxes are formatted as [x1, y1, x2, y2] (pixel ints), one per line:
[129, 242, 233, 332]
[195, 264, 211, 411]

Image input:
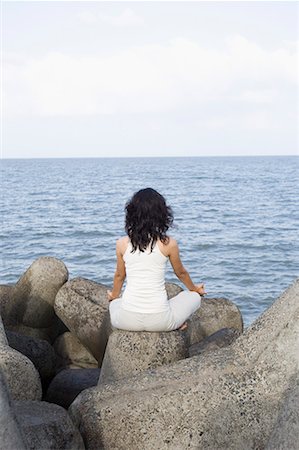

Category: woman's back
[121, 238, 170, 313]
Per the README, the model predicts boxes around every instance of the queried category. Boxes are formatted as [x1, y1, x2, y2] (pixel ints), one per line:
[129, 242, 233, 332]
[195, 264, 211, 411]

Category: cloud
[232, 89, 279, 104]
[77, 8, 145, 27]
[197, 110, 274, 131]
[3, 34, 298, 120]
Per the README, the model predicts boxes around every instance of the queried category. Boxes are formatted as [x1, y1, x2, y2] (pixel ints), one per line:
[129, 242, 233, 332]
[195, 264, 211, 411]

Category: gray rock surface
[6, 257, 68, 328]
[4, 323, 53, 343]
[0, 314, 8, 345]
[54, 277, 111, 364]
[6, 330, 57, 383]
[69, 279, 299, 450]
[0, 284, 14, 324]
[165, 282, 183, 299]
[0, 345, 42, 400]
[53, 331, 97, 370]
[189, 327, 241, 357]
[46, 368, 101, 409]
[6, 318, 68, 344]
[187, 296, 243, 345]
[99, 329, 188, 384]
[14, 400, 85, 449]
[265, 374, 299, 450]
[0, 371, 27, 450]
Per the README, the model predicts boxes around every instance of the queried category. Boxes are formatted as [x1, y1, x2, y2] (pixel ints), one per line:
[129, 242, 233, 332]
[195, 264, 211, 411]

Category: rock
[54, 277, 111, 364]
[265, 374, 299, 450]
[0, 314, 8, 345]
[6, 330, 57, 384]
[69, 279, 299, 450]
[0, 284, 14, 323]
[0, 345, 42, 400]
[99, 329, 189, 384]
[187, 297, 243, 345]
[46, 368, 100, 409]
[6, 318, 69, 344]
[14, 400, 85, 449]
[5, 323, 52, 343]
[0, 371, 27, 450]
[53, 332, 97, 371]
[189, 327, 241, 357]
[165, 282, 183, 299]
[6, 257, 68, 328]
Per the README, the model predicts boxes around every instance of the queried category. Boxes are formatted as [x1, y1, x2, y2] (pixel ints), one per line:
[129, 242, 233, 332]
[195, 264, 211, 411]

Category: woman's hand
[194, 283, 207, 296]
[107, 290, 118, 302]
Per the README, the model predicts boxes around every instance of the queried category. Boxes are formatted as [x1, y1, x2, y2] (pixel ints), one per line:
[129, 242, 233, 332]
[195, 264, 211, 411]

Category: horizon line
[1, 153, 298, 161]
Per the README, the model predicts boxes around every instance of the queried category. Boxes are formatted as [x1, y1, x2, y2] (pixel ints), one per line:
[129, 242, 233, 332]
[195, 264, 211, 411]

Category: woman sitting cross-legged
[107, 187, 206, 332]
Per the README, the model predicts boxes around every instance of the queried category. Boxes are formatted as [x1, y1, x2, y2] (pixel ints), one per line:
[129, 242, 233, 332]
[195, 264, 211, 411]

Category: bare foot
[178, 321, 188, 331]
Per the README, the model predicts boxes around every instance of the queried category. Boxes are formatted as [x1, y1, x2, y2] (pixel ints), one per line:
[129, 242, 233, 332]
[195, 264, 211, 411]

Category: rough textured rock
[99, 329, 188, 384]
[6, 319, 68, 344]
[189, 327, 241, 357]
[0, 371, 27, 450]
[53, 331, 97, 371]
[265, 374, 299, 449]
[54, 277, 111, 364]
[69, 279, 299, 450]
[0, 345, 42, 400]
[165, 282, 183, 299]
[4, 323, 53, 343]
[46, 368, 100, 409]
[187, 296, 243, 345]
[14, 400, 85, 449]
[0, 314, 8, 345]
[0, 284, 14, 323]
[5, 257, 68, 328]
[6, 330, 56, 383]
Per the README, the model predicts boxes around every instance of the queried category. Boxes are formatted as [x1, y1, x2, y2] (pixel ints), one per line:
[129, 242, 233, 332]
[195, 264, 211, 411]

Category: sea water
[1, 156, 298, 328]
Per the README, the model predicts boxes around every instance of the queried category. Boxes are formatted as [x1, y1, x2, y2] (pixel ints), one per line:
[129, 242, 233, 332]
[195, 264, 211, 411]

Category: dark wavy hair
[125, 188, 174, 253]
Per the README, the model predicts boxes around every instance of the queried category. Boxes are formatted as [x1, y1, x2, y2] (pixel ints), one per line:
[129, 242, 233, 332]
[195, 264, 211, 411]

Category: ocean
[1, 156, 298, 328]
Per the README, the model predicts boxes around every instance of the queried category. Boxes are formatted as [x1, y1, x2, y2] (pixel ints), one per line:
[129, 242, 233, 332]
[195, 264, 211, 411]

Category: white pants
[109, 290, 201, 332]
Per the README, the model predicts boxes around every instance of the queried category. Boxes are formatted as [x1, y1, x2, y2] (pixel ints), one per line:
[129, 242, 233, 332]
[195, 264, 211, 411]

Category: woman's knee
[180, 290, 201, 306]
[190, 291, 201, 306]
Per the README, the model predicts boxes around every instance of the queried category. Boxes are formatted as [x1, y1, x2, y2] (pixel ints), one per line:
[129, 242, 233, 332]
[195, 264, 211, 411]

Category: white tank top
[121, 238, 170, 313]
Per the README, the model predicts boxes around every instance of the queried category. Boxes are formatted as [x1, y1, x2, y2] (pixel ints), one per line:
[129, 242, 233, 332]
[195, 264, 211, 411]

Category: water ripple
[1, 156, 298, 328]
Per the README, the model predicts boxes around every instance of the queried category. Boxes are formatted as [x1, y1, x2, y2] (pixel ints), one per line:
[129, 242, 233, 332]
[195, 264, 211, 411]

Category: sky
[2, 0, 299, 158]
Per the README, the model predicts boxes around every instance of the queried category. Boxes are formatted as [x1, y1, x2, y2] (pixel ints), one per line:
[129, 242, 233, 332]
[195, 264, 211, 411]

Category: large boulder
[6, 330, 57, 384]
[189, 327, 241, 357]
[0, 371, 27, 450]
[5, 257, 68, 328]
[99, 329, 188, 384]
[165, 282, 183, 299]
[0, 345, 42, 400]
[69, 279, 299, 450]
[265, 374, 299, 450]
[53, 331, 97, 371]
[14, 400, 85, 449]
[187, 297, 243, 345]
[45, 368, 100, 409]
[0, 314, 8, 345]
[54, 278, 111, 364]
[6, 319, 68, 344]
[0, 284, 14, 323]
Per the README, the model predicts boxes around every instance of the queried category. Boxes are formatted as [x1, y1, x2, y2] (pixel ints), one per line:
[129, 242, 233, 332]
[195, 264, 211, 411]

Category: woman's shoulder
[117, 235, 129, 244]
[157, 235, 178, 257]
[159, 235, 177, 247]
[116, 236, 130, 255]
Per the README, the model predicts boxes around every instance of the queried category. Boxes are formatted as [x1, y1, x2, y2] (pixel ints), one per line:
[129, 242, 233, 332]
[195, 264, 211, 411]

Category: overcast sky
[2, 1, 298, 158]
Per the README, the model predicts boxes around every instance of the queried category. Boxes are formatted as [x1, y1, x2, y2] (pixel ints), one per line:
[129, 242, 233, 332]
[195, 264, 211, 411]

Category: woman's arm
[107, 239, 126, 301]
[168, 238, 206, 295]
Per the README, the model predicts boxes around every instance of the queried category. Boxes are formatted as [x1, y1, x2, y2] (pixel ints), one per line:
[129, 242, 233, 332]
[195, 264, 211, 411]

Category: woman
[107, 188, 206, 332]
